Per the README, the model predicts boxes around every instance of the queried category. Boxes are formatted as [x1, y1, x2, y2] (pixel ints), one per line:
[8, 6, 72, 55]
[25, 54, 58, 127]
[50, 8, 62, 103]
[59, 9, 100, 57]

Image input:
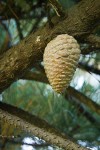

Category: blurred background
[0, 0, 100, 150]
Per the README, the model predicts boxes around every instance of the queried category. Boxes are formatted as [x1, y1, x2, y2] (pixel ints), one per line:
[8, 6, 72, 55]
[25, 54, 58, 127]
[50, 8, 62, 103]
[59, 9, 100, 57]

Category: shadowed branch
[22, 71, 100, 116]
[0, 102, 88, 150]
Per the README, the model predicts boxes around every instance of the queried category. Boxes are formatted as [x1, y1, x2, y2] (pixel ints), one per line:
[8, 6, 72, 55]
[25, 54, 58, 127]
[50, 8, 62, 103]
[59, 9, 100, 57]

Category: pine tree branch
[0, 102, 88, 150]
[0, 0, 100, 93]
[22, 71, 100, 116]
[67, 86, 100, 115]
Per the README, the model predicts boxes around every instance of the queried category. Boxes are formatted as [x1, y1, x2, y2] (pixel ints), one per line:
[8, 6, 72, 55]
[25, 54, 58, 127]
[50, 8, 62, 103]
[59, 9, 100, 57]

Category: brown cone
[43, 34, 80, 93]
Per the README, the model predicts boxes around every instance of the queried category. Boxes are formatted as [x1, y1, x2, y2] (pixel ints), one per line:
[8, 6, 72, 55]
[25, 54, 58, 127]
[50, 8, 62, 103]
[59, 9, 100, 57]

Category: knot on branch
[43, 34, 80, 93]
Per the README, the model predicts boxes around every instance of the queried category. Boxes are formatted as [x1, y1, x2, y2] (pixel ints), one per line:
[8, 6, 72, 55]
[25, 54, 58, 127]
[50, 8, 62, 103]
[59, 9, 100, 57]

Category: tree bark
[0, 0, 100, 93]
[0, 102, 89, 150]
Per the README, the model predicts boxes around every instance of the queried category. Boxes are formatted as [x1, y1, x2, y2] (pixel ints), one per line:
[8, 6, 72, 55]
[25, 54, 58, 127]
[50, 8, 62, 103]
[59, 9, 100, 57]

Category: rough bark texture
[0, 102, 88, 150]
[0, 0, 100, 93]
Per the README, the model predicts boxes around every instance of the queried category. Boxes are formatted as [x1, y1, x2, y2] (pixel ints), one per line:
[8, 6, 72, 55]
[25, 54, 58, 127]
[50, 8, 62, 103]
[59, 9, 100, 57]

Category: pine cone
[43, 34, 80, 93]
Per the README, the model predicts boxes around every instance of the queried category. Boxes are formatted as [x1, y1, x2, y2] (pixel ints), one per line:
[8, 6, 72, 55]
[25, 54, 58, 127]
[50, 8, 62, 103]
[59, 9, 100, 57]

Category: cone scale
[43, 34, 80, 93]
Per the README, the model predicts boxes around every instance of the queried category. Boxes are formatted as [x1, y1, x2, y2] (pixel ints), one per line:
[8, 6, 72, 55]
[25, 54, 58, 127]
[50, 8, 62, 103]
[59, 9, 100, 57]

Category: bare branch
[0, 102, 88, 150]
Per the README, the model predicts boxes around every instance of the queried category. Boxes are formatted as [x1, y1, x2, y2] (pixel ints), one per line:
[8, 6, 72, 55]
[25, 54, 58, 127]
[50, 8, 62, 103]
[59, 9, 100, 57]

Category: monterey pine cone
[43, 34, 80, 93]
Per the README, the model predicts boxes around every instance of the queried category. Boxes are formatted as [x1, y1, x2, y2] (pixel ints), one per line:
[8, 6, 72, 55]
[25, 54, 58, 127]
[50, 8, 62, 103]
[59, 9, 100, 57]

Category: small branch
[67, 86, 100, 115]
[23, 71, 48, 83]
[81, 34, 100, 54]
[46, 3, 54, 28]
[22, 71, 100, 115]
[76, 104, 97, 123]
[8, 4, 19, 20]
[49, 0, 65, 17]
[28, 18, 43, 34]
[81, 46, 99, 55]
[86, 34, 100, 48]
[79, 62, 100, 75]
[65, 94, 97, 123]
[0, 102, 88, 150]
[16, 20, 23, 40]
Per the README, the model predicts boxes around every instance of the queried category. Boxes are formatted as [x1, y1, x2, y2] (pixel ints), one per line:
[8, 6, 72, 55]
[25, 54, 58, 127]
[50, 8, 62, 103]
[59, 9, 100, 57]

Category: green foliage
[2, 80, 100, 149]
[14, 0, 31, 12]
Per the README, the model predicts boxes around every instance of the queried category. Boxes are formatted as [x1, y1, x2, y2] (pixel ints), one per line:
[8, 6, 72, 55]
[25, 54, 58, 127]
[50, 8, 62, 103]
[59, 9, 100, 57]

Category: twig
[46, 3, 54, 28]
[49, 0, 65, 17]
[8, 4, 19, 20]
[16, 20, 23, 40]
